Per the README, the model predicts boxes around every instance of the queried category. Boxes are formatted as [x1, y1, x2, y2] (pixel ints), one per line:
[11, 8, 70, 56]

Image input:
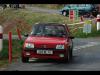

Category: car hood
[25, 36, 68, 49]
[25, 36, 67, 44]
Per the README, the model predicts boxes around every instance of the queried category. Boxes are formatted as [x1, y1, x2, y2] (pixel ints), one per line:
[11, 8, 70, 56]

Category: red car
[21, 23, 74, 63]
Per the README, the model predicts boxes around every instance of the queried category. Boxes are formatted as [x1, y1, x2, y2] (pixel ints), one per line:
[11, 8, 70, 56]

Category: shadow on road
[24, 56, 78, 64]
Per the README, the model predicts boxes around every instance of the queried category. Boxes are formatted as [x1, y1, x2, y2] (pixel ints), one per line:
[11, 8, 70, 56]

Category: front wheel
[66, 50, 71, 62]
[70, 46, 73, 59]
[63, 49, 71, 63]
[64, 46, 73, 63]
[22, 57, 29, 63]
[70, 39, 73, 58]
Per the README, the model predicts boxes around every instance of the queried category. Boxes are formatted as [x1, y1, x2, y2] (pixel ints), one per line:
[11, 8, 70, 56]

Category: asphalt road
[3, 37, 100, 71]
[25, 6, 60, 14]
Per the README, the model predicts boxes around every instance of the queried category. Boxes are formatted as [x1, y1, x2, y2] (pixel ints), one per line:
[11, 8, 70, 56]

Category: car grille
[24, 48, 64, 51]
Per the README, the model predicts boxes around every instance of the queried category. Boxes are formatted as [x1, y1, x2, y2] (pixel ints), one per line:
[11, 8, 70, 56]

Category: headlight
[56, 45, 64, 49]
[25, 43, 34, 48]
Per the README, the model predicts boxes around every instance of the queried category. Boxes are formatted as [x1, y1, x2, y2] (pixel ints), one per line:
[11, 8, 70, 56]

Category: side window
[36, 26, 43, 35]
[31, 25, 43, 35]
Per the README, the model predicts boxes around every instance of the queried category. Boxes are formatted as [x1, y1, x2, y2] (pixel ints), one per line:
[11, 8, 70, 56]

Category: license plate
[37, 50, 53, 54]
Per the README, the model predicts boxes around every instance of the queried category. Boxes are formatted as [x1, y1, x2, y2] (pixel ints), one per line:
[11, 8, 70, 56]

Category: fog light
[26, 52, 30, 55]
[59, 54, 64, 57]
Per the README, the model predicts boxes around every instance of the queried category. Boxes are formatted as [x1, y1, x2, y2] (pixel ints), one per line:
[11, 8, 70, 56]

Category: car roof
[34, 23, 67, 26]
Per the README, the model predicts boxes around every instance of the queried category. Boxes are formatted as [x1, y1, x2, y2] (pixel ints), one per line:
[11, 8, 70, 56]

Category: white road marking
[73, 42, 100, 51]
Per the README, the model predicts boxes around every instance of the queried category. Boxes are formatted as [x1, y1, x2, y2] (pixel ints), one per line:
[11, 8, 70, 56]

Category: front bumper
[22, 49, 67, 60]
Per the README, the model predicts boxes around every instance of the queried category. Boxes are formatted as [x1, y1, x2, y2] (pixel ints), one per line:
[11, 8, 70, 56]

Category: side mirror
[24, 33, 29, 37]
[68, 36, 75, 39]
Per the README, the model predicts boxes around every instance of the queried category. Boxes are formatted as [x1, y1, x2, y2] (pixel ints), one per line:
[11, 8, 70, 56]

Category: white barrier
[0, 26, 3, 52]
[97, 14, 100, 31]
[67, 18, 96, 33]
[68, 22, 84, 26]
[68, 19, 95, 26]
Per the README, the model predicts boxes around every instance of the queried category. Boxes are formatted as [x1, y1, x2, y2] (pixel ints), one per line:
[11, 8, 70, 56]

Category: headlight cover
[25, 43, 34, 48]
[56, 45, 64, 49]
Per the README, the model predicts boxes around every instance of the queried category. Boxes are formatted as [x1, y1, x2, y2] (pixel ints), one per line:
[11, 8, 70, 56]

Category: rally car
[60, 4, 99, 17]
[21, 23, 74, 63]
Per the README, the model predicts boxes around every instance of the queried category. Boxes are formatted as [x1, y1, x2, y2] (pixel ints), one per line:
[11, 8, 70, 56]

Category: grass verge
[0, 8, 80, 35]
[0, 39, 24, 69]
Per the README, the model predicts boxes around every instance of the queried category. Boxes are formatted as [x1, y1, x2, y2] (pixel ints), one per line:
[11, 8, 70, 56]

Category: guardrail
[67, 18, 96, 32]
[68, 18, 96, 26]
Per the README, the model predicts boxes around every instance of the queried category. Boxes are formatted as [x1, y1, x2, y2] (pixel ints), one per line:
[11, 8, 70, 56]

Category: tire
[70, 48, 72, 59]
[70, 41, 73, 59]
[64, 42, 73, 63]
[63, 49, 70, 63]
[22, 57, 29, 63]
[66, 50, 70, 62]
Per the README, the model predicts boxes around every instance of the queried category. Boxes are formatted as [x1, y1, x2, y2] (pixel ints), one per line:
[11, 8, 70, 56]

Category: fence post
[8, 32, 12, 64]
[17, 28, 22, 40]
[0, 25, 3, 52]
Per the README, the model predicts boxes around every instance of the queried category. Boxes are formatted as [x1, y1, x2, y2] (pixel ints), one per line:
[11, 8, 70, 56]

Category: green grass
[0, 59, 9, 69]
[0, 39, 24, 58]
[0, 8, 81, 35]
[0, 8, 80, 25]
[0, 39, 24, 68]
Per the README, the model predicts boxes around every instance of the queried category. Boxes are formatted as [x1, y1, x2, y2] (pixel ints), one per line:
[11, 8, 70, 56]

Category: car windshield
[30, 24, 67, 37]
